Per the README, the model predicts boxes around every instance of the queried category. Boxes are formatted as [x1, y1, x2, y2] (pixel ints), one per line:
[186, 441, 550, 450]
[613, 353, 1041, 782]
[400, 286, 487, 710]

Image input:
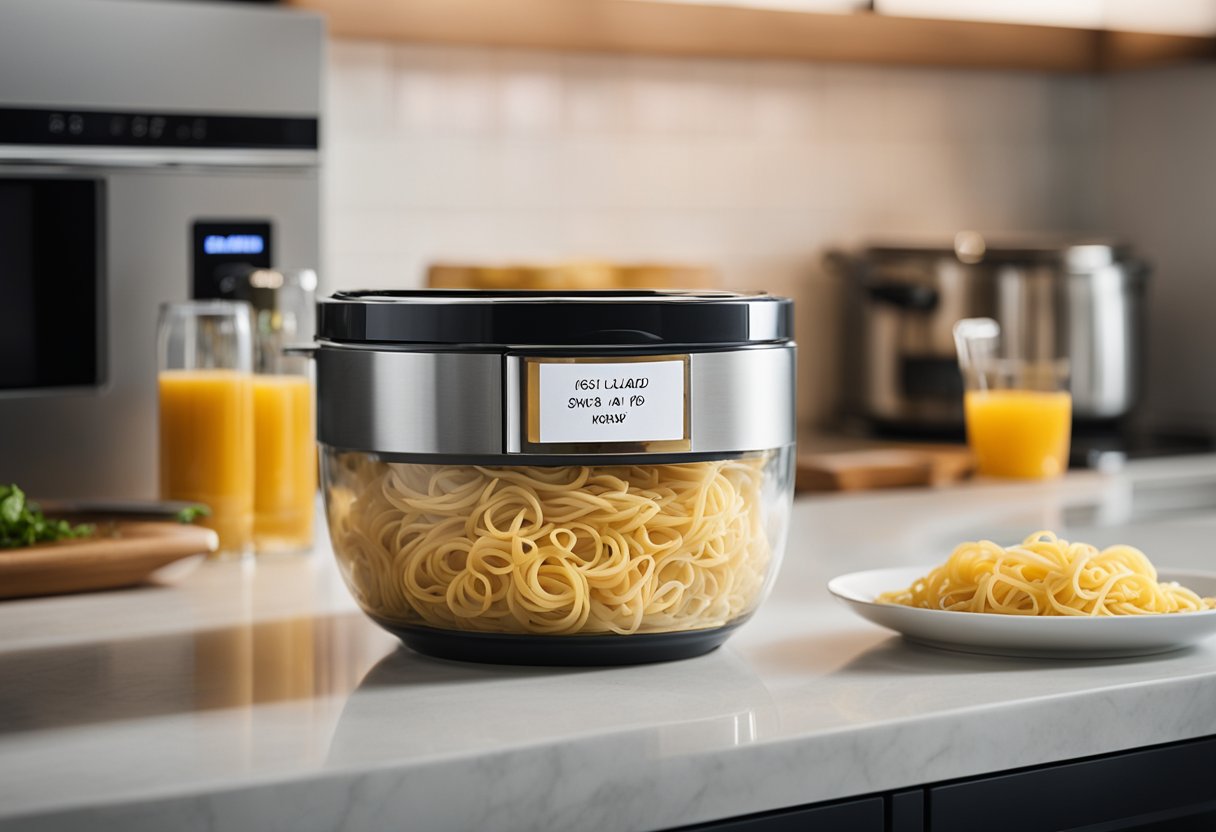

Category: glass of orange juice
[157, 301, 255, 557]
[250, 299, 316, 554]
[953, 318, 1071, 479]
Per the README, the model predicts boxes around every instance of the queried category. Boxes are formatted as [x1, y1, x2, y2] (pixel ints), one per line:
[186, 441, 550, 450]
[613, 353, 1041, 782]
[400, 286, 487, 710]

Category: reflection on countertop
[329, 645, 774, 768]
[0, 612, 376, 735]
[3, 456, 1216, 831]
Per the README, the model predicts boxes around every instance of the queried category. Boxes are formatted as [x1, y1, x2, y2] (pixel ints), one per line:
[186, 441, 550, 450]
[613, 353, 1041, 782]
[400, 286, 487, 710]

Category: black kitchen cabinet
[927, 735, 1216, 832]
[669, 796, 885, 831]
[664, 735, 1216, 832]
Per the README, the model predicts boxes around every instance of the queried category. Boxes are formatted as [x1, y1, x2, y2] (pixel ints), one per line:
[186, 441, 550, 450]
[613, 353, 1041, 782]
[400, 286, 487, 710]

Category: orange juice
[965, 389, 1072, 479]
[159, 369, 254, 554]
[253, 374, 316, 552]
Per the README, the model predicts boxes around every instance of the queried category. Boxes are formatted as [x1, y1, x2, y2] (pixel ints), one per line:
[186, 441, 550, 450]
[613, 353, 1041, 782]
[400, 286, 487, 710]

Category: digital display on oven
[202, 234, 265, 256]
[192, 220, 273, 299]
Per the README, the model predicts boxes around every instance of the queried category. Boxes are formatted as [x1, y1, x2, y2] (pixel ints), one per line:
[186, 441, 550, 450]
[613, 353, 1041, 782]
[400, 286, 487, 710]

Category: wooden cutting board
[797, 446, 975, 493]
[0, 520, 218, 600]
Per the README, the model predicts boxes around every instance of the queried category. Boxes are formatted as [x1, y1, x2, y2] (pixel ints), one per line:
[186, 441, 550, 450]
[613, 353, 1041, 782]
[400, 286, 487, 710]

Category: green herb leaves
[175, 505, 211, 525]
[0, 488, 22, 526]
[0, 485, 94, 549]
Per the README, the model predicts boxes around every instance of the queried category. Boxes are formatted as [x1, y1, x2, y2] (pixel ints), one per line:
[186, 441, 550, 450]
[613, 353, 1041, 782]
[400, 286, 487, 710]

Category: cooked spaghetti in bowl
[323, 451, 791, 639]
[877, 531, 1216, 616]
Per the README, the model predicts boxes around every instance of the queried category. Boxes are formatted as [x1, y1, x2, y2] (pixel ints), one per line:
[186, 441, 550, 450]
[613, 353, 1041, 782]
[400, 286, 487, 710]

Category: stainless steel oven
[0, 0, 322, 499]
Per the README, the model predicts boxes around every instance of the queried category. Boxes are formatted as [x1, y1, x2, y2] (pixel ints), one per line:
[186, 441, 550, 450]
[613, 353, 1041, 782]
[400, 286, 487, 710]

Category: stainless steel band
[316, 345, 796, 457]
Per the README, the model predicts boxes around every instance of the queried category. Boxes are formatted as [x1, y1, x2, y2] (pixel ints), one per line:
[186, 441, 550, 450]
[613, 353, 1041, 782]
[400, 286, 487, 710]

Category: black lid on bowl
[317, 289, 793, 348]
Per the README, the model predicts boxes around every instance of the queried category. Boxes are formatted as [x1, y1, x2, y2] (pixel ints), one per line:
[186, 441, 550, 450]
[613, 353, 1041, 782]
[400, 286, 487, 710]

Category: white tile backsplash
[816, 65, 888, 144]
[395, 45, 498, 134]
[495, 51, 565, 135]
[748, 63, 821, 140]
[1100, 65, 1216, 429]
[379, 135, 499, 211]
[326, 41, 395, 138]
[323, 41, 1093, 426]
[625, 57, 755, 137]
[326, 138, 405, 209]
[495, 137, 565, 210]
[561, 55, 633, 135]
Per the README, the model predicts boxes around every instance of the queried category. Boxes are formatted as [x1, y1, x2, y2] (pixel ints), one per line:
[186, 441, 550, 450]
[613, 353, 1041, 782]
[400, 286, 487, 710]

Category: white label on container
[536, 360, 686, 444]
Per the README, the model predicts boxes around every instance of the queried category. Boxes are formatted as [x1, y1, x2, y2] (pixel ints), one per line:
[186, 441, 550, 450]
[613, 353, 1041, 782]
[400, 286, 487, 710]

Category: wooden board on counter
[289, 0, 1215, 73]
[797, 445, 975, 492]
[0, 520, 217, 600]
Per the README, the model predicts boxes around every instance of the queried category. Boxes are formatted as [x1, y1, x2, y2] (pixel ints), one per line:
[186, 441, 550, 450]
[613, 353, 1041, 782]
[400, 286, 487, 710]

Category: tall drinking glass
[157, 301, 255, 557]
[246, 271, 317, 554]
[954, 317, 1071, 479]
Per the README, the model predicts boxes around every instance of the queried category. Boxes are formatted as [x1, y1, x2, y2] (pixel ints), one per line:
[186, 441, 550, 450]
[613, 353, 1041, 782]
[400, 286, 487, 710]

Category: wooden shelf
[288, 0, 1216, 73]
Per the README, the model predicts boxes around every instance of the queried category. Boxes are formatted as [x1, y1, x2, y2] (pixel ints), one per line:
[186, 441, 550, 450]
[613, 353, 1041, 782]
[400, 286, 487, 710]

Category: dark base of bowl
[372, 617, 747, 666]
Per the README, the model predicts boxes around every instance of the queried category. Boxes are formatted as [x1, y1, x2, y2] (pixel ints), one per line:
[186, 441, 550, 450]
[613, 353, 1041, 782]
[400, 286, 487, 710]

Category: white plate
[828, 566, 1216, 658]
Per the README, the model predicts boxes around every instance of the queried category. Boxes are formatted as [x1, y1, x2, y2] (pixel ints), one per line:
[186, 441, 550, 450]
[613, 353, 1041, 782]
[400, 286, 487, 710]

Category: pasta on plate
[877, 531, 1216, 616]
[325, 455, 775, 635]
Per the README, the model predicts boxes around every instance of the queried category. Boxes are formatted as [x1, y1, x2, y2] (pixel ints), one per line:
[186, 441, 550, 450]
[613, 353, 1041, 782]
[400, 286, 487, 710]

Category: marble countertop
[5, 457, 1216, 831]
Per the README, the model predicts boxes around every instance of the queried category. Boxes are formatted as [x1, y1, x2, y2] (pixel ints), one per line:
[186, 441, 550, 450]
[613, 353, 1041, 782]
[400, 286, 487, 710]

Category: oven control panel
[0, 106, 316, 149]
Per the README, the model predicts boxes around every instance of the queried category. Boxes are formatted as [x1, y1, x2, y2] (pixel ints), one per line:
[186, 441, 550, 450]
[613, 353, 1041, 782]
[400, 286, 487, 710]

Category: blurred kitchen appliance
[237, 268, 319, 371]
[428, 262, 718, 291]
[0, 0, 322, 499]
[834, 234, 1149, 433]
